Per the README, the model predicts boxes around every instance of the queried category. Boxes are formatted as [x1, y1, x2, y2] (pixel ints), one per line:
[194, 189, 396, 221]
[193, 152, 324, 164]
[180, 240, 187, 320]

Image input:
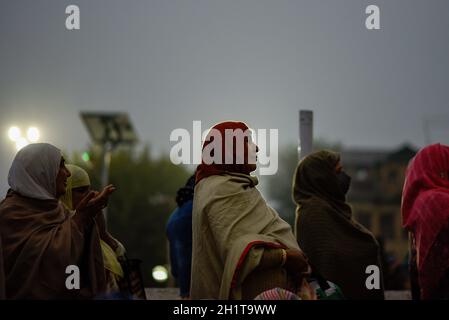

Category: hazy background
[1, 0, 449, 194]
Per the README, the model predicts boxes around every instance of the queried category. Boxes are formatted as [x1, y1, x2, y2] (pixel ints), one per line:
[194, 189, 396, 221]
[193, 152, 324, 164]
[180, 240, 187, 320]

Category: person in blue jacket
[166, 175, 195, 299]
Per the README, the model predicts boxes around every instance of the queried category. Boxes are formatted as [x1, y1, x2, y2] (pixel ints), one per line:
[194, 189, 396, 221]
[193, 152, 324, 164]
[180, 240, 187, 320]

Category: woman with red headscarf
[190, 121, 311, 300]
[401, 143, 449, 299]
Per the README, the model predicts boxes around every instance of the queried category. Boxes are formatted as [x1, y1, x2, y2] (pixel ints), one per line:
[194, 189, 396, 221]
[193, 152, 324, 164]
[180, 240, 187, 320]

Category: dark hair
[175, 175, 195, 207]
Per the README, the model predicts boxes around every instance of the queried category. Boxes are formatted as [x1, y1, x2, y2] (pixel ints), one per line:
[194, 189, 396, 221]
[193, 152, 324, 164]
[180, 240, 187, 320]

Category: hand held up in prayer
[73, 185, 116, 232]
[73, 191, 96, 232]
[92, 184, 116, 210]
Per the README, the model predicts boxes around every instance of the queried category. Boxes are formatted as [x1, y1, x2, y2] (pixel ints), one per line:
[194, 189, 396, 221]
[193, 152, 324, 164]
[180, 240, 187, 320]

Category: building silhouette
[342, 145, 416, 261]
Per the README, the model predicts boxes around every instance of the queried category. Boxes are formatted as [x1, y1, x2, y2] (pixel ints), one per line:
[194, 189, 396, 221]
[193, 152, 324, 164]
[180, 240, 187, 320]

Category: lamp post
[80, 112, 138, 222]
[7, 126, 40, 151]
[298, 110, 313, 160]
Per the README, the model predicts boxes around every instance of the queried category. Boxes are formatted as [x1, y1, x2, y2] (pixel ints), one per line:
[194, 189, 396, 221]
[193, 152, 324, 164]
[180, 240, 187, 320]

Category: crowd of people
[0, 120, 448, 300]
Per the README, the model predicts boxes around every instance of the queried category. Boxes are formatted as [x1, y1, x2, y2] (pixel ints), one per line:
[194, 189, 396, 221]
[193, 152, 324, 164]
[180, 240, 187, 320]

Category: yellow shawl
[60, 165, 124, 281]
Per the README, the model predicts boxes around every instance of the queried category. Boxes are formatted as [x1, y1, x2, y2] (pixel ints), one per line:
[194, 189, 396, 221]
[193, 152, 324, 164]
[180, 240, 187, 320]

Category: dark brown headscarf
[293, 150, 352, 218]
[196, 121, 256, 184]
[293, 150, 384, 300]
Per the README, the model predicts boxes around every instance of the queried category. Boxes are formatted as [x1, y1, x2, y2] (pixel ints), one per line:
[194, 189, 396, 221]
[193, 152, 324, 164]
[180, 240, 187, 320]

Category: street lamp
[7, 126, 40, 151]
[27, 127, 40, 142]
[8, 126, 21, 142]
[152, 265, 168, 282]
[298, 110, 313, 160]
[15, 137, 29, 151]
[80, 112, 138, 222]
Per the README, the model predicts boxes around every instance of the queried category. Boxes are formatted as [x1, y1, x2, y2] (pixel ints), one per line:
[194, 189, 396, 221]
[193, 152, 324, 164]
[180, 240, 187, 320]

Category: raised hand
[73, 185, 116, 232]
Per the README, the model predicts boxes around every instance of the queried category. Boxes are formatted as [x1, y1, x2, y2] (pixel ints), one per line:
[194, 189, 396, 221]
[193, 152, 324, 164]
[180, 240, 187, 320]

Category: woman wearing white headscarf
[0, 143, 113, 299]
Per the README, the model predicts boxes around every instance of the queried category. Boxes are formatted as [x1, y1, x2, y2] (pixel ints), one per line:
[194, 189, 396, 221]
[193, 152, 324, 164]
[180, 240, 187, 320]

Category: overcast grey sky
[1, 0, 449, 195]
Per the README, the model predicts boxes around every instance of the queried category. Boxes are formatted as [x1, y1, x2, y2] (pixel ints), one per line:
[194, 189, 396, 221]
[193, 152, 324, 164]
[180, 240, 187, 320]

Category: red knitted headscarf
[195, 121, 257, 184]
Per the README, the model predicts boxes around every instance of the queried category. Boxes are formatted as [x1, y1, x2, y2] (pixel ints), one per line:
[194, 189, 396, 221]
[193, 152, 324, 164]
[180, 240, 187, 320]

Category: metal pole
[299, 110, 314, 160]
[101, 142, 112, 223]
[422, 117, 430, 146]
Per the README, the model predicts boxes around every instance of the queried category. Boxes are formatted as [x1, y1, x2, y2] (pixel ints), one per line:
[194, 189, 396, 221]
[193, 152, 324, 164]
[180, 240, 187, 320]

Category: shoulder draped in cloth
[401, 143, 449, 299]
[0, 143, 106, 299]
[293, 150, 384, 300]
[191, 172, 301, 299]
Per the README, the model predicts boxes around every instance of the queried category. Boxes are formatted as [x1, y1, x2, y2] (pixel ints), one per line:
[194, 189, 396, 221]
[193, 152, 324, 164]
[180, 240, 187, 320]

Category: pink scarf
[401, 143, 449, 298]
